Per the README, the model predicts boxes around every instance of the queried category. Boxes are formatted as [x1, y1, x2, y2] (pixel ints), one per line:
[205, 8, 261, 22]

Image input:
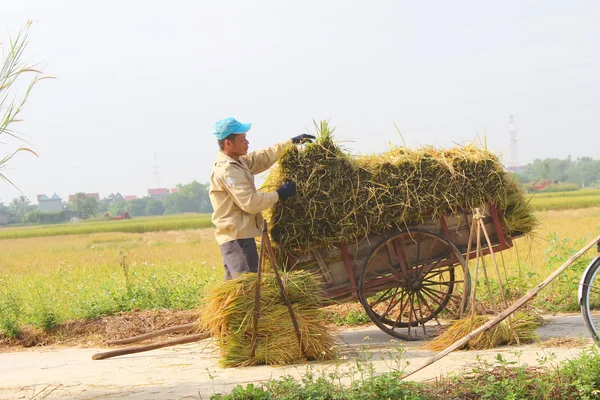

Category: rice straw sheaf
[198, 270, 335, 367]
[263, 121, 536, 256]
[426, 312, 539, 351]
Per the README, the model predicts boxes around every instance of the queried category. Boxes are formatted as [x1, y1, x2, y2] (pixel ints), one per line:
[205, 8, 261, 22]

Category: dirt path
[0, 313, 593, 400]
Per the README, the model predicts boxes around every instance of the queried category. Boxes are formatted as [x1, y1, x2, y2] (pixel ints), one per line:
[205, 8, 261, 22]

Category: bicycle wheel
[579, 256, 600, 343]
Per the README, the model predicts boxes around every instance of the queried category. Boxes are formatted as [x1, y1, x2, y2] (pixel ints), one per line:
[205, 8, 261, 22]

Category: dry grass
[426, 312, 539, 351]
[0, 309, 200, 349]
[198, 271, 336, 367]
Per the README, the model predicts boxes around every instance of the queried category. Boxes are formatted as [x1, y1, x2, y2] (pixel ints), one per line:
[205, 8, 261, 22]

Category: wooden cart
[282, 203, 520, 340]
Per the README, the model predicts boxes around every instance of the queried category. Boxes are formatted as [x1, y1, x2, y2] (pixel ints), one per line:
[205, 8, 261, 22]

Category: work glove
[276, 181, 297, 200]
[291, 134, 316, 144]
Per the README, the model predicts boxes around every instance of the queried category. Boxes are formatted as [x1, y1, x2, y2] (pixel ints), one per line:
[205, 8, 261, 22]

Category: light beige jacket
[209, 141, 290, 245]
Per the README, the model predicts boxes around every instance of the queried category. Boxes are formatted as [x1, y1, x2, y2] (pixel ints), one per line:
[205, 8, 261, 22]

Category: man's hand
[291, 134, 316, 144]
[276, 181, 297, 200]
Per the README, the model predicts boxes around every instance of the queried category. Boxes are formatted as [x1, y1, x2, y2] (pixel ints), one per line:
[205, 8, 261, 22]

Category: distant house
[102, 193, 126, 205]
[0, 212, 9, 225]
[171, 187, 179, 194]
[37, 193, 63, 212]
[148, 188, 170, 201]
[68, 193, 100, 202]
[124, 195, 138, 202]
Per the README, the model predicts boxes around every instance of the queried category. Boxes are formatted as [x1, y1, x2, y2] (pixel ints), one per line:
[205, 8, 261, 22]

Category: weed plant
[328, 309, 371, 326]
[211, 339, 426, 399]
[210, 343, 600, 399]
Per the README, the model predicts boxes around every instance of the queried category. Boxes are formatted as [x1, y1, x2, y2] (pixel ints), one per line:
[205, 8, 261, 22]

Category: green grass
[0, 213, 213, 240]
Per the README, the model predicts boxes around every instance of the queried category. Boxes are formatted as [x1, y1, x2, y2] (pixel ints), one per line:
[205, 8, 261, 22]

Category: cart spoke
[368, 287, 397, 309]
[360, 230, 469, 337]
[391, 292, 408, 331]
[421, 265, 454, 278]
[363, 270, 404, 293]
[422, 280, 452, 287]
[379, 289, 408, 320]
[420, 287, 446, 307]
[417, 291, 442, 326]
[407, 292, 415, 335]
[415, 292, 427, 334]
[421, 285, 450, 298]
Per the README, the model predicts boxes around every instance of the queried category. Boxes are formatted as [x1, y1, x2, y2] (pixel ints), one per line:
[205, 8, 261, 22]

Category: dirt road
[0, 314, 593, 400]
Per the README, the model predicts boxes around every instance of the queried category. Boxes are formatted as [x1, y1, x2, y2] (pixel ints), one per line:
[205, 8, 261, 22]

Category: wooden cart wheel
[358, 229, 471, 340]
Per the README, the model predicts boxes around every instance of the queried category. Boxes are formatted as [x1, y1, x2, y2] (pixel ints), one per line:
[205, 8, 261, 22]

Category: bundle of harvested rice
[264, 121, 536, 255]
[426, 312, 539, 351]
[198, 270, 335, 367]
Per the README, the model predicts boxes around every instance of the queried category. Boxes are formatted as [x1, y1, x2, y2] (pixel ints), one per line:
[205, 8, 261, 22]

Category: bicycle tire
[580, 256, 600, 343]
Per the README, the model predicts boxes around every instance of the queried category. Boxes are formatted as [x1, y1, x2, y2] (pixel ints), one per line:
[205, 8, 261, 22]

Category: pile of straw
[426, 312, 539, 351]
[265, 121, 536, 255]
[198, 270, 335, 367]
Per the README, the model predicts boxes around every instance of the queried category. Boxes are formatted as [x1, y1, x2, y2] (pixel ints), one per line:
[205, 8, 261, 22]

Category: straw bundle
[426, 312, 539, 351]
[264, 121, 536, 255]
[198, 270, 335, 367]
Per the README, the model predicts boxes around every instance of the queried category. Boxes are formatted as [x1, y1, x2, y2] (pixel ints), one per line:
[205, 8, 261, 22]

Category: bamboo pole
[459, 214, 476, 319]
[250, 227, 267, 358]
[479, 217, 514, 338]
[106, 322, 197, 345]
[469, 212, 482, 331]
[263, 222, 307, 359]
[92, 333, 209, 360]
[403, 234, 600, 379]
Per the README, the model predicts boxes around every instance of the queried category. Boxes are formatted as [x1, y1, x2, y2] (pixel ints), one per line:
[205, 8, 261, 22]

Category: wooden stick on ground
[403, 234, 600, 379]
[92, 333, 209, 360]
[106, 322, 197, 345]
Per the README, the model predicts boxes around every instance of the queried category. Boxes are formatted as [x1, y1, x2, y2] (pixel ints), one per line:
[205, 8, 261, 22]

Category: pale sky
[1, 1, 598, 204]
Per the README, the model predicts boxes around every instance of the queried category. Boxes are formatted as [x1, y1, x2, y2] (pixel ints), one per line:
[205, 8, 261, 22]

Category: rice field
[0, 207, 599, 336]
[0, 213, 213, 240]
[475, 206, 600, 311]
[0, 229, 223, 333]
[527, 188, 600, 211]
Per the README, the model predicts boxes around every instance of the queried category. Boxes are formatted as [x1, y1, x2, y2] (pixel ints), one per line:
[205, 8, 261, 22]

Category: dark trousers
[219, 238, 259, 280]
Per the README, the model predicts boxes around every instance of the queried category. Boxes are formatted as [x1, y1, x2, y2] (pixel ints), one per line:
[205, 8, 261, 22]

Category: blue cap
[212, 117, 252, 140]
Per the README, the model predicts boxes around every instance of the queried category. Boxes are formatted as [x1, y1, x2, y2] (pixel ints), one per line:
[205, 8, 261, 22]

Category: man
[209, 117, 315, 280]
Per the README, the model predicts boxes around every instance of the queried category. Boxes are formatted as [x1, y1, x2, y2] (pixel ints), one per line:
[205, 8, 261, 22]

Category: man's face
[225, 133, 249, 157]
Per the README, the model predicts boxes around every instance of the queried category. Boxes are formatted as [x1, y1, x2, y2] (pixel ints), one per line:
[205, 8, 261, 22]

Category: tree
[1, 22, 51, 185]
[108, 201, 127, 216]
[0, 202, 8, 213]
[163, 181, 212, 214]
[8, 195, 30, 217]
[145, 198, 165, 216]
[127, 198, 149, 217]
[519, 157, 600, 188]
[70, 193, 99, 219]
